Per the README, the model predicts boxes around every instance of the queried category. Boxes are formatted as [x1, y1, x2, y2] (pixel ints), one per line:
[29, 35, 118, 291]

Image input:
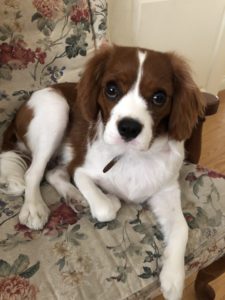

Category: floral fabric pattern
[0, 276, 38, 300]
[1, 1, 225, 299]
[0, 163, 225, 299]
[0, 0, 108, 139]
[0, 254, 39, 300]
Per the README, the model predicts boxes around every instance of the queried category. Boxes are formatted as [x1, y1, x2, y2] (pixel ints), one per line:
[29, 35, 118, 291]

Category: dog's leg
[46, 166, 87, 211]
[19, 151, 52, 230]
[74, 168, 121, 222]
[148, 182, 188, 300]
[19, 89, 69, 230]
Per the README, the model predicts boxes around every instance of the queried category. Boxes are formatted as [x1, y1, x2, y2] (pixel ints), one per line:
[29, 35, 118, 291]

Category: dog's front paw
[91, 194, 121, 222]
[63, 185, 88, 213]
[19, 200, 50, 230]
[160, 261, 185, 300]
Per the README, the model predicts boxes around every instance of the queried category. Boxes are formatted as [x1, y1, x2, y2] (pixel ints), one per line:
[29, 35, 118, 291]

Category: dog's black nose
[118, 118, 143, 141]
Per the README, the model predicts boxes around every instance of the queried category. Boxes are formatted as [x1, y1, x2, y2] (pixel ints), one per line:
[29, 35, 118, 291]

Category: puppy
[0, 46, 205, 300]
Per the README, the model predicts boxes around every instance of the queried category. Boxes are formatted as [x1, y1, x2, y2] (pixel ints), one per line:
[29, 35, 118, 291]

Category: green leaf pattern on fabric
[0, 161, 225, 299]
[0, 0, 108, 138]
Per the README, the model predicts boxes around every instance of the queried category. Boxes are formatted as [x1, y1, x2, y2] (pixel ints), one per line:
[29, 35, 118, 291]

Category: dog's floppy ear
[77, 46, 111, 122]
[167, 53, 205, 141]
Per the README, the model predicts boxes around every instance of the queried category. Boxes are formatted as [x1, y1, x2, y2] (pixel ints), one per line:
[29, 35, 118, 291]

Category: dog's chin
[103, 132, 151, 152]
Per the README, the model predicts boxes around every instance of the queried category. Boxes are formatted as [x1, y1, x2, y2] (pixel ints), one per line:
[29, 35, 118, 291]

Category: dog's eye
[151, 91, 167, 106]
[105, 81, 120, 100]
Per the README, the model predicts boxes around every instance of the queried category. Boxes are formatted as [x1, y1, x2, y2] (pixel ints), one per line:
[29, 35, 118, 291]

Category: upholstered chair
[0, 1, 224, 299]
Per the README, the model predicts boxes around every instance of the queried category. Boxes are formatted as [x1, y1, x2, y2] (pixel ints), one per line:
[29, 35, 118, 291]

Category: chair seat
[0, 162, 225, 299]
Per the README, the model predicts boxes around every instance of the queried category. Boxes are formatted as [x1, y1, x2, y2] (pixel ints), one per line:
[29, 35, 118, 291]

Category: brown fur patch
[140, 50, 174, 138]
[51, 82, 77, 109]
[167, 52, 205, 140]
[15, 104, 34, 147]
[2, 104, 34, 151]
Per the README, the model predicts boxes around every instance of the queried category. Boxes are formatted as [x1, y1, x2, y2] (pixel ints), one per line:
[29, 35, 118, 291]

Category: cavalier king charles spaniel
[0, 45, 205, 300]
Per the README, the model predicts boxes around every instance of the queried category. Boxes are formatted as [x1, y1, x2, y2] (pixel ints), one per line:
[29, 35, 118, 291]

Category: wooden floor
[199, 90, 225, 173]
[156, 90, 225, 300]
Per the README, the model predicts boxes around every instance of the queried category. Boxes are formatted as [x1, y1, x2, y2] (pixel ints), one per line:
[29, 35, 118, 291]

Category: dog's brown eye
[105, 81, 120, 101]
[151, 91, 167, 106]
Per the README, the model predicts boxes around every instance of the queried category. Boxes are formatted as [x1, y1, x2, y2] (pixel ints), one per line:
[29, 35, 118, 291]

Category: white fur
[19, 88, 69, 230]
[46, 166, 86, 210]
[74, 169, 121, 222]
[104, 51, 153, 151]
[75, 128, 184, 209]
[16, 141, 29, 153]
[149, 184, 188, 300]
[75, 127, 188, 300]
[74, 50, 188, 300]
[60, 143, 74, 165]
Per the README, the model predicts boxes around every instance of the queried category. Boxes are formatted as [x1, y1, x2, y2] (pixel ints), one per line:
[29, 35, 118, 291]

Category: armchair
[0, 1, 224, 299]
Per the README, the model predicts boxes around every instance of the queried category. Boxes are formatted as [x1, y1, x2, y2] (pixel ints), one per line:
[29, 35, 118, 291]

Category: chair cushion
[0, 0, 108, 138]
[0, 163, 225, 299]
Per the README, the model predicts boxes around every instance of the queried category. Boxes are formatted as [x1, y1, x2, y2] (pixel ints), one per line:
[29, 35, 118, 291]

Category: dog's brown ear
[77, 46, 111, 122]
[167, 53, 205, 141]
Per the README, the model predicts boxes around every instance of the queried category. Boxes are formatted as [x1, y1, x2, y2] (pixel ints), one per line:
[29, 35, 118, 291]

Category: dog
[0, 45, 205, 300]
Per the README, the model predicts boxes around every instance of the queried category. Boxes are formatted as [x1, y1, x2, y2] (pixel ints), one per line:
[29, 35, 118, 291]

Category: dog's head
[77, 45, 205, 151]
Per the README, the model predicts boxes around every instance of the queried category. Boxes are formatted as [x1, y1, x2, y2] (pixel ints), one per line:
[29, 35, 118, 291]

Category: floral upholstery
[0, 0, 108, 138]
[1, 1, 225, 300]
[1, 164, 225, 299]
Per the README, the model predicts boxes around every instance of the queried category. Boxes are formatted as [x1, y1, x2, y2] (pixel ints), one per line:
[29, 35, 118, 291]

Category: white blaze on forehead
[114, 49, 147, 115]
[132, 50, 146, 95]
[103, 49, 153, 151]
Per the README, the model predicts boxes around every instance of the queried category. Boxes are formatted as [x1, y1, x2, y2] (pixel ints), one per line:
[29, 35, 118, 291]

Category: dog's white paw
[160, 261, 185, 300]
[64, 185, 88, 209]
[19, 200, 50, 230]
[91, 194, 121, 222]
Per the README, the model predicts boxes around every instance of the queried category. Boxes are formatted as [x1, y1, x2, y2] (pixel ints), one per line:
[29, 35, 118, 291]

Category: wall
[108, 0, 225, 94]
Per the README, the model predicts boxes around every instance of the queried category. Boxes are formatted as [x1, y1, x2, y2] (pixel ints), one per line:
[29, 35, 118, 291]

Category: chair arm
[203, 92, 220, 116]
[185, 92, 220, 164]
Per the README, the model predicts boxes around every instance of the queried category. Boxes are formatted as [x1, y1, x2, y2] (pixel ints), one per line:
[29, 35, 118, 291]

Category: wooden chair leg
[195, 255, 225, 300]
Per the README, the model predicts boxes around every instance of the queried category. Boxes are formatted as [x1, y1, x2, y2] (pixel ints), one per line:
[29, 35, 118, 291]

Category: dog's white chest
[81, 136, 184, 203]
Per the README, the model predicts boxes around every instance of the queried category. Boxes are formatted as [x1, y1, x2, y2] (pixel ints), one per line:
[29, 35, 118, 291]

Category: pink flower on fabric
[0, 41, 46, 69]
[70, 5, 90, 24]
[0, 276, 38, 300]
[33, 0, 63, 19]
[43, 202, 80, 237]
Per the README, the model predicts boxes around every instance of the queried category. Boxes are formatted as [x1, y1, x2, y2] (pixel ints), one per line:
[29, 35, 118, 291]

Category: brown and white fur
[0, 46, 204, 300]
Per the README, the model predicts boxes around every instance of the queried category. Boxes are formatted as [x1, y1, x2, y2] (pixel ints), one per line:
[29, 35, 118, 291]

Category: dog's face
[78, 46, 205, 151]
